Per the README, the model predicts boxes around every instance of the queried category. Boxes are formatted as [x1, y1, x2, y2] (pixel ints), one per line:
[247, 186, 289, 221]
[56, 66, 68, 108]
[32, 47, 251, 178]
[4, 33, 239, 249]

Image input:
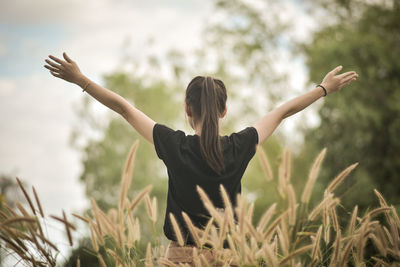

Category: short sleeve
[229, 126, 259, 161]
[153, 123, 185, 160]
[236, 126, 259, 146]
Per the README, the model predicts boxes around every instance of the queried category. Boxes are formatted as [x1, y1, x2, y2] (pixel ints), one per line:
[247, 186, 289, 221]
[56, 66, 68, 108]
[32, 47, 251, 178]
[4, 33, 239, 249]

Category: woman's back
[153, 123, 258, 244]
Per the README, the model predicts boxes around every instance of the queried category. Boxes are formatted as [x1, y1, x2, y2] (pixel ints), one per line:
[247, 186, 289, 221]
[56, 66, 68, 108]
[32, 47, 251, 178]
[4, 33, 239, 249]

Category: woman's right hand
[44, 52, 86, 86]
[320, 66, 358, 94]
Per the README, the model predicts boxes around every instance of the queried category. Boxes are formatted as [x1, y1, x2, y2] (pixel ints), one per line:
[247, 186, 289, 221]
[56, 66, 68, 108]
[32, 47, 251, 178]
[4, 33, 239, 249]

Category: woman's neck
[194, 125, 201, 136]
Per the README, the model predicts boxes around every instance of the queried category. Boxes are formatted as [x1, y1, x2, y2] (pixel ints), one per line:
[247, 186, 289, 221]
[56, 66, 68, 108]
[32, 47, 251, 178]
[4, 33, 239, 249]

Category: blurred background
[0, 0, 399, 265]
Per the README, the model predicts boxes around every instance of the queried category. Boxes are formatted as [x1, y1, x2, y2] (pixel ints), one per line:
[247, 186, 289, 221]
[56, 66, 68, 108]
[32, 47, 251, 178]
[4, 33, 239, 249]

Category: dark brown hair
[185, 76, 227, 174]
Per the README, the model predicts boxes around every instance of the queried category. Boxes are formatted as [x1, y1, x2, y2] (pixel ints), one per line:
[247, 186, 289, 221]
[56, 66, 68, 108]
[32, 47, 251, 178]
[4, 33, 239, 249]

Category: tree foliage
[301, 0, 400, 209]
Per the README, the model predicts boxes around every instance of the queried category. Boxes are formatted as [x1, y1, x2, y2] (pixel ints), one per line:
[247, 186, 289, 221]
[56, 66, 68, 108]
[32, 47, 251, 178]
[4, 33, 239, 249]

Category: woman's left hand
[44, 52, 85, 85]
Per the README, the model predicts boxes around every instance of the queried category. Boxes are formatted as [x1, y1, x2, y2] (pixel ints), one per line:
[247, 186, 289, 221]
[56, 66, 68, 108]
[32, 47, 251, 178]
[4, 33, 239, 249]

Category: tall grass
[1, 140, 399, 266]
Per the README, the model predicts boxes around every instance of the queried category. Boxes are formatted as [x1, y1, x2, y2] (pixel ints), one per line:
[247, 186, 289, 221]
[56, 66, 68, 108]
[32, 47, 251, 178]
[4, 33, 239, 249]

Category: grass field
[1, 140, 399, 266]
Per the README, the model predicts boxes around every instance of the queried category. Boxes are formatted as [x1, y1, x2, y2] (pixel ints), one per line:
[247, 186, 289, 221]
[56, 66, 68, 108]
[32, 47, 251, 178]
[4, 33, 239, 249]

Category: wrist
[316, 84, 328, 97]
[75, 75, 89, 88]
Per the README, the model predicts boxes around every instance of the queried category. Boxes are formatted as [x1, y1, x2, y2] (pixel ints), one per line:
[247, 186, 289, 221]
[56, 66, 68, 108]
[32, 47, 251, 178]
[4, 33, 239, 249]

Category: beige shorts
[162, 241, 238, 266]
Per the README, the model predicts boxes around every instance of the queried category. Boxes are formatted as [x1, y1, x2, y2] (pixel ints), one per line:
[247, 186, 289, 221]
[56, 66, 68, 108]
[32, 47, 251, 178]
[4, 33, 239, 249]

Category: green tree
[300, 0, 400, 209]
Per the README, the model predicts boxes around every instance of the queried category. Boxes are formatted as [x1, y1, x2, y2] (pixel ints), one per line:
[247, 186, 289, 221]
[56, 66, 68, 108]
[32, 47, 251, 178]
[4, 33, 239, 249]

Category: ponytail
[185, 76, 227, 175]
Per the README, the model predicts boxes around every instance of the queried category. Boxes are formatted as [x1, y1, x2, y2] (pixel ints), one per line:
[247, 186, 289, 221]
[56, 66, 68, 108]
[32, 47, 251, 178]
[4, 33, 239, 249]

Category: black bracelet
[317, 84, 327, 97]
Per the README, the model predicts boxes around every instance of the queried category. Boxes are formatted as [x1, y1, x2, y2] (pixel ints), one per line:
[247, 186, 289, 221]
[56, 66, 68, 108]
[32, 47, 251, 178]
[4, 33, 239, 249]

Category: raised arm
[254, 66, 358, 144]
[44, 52, 155, 143]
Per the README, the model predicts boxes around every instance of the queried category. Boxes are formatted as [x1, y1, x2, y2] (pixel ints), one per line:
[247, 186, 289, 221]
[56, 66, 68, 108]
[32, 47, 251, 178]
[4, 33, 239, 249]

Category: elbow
[282, 108, 295, 120]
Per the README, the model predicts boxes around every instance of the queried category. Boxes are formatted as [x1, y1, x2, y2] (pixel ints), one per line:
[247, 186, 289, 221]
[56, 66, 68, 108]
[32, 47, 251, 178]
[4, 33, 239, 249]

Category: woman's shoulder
[227, 126, 259, 146]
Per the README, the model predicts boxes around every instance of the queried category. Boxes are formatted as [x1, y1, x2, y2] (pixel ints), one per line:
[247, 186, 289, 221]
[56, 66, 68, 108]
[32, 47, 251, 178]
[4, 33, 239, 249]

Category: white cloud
[0, 73, 87, 213]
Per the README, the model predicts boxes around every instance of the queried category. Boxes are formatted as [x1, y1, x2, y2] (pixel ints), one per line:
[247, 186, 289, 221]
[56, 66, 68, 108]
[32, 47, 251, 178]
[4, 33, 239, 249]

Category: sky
[0, 0, 317, 262]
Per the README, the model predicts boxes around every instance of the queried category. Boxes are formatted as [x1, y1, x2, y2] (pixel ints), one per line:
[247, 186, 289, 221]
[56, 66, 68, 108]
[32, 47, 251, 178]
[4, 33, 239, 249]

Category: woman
[44, 53, 358, 265]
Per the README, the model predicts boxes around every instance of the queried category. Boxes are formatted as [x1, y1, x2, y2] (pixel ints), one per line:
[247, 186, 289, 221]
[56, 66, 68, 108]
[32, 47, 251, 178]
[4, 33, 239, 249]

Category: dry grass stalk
[89, 221, 99, 252]
[278, 149, 291, 198]
[219, 184, 234, 221]
[145, 195, 154, 223]
[263, 243, 278, 267]
[72, 213, 89, 223]
[308, 193, 334, 221]
[370, 233, 387, 257]
[201, 218, 214, 245]
[145, 242, 154, 267]
[326, 162, 359, 193]
[158, 258, 176, 267]
[311, 226, 322, 262]
[0, 232, 26, 255]
[218, 212, 229, 249]
[279, 244, 313, 265]
[119, 140, 139, 211]
[356, 216, 370, 263]
[209, 225, 219, 249]
[197, 185, 223, 224]
[287, 184, 297, 226]
[330, 207, 339, 232]
[151, 197, 157, 223]
[329, 228, 341, 266]
[338, 239, 353, 267]
[382, 226, 394, 246]
[16, 177, 37, 216]
[133, 217, 141, 242]
[301, 148, 326, 203]
[2, 216, 37, 225]
[388, 218, 400, 252]
[283, 148, 291, 182]
[36, 233, 59, 251]
[128, 185, 153, 213]
[257, 146, 273, 181]
[390, 205, 400, 229]
[374, 189, 389, 207]
[349, 205, 358, 235]
[264, 210, 288, 240]
[49, 214, 76, 231]
[181, 211, 201, 247]
[4, 203, 18, 217]
[226, 234, 237, 256]
[16, 202, 30, 217]
[126, 214, 135, 246]
[244, 217, 261, 242]
[246, 202, 255, 226]
[98, 254, 107, 267]
[277, 226, 289, 256]
[169, 213, 184, 246]
[90, 199, 118, 237]
[256, 203, 276, 232]
[235, 194, 246, 234]
[32, 186, 44, 218]
[62, 210, 73, 246]
[360, 207, 392, 223]
[108, 208, 118, 224]
[371, 256, 390, 266]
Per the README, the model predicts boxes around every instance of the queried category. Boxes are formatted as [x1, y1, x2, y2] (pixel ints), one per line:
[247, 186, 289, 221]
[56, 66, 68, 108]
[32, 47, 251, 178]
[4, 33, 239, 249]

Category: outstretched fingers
[45, 59, 63, 70]
[49, 55, 66, 66]
[63, 52, 73, 63]
[44, 64, 60, 73]
[50, 70, 63, 79]
[331, 65, 343, 75]
[339, 75, 357, 89]
[338, 71, 356, 79]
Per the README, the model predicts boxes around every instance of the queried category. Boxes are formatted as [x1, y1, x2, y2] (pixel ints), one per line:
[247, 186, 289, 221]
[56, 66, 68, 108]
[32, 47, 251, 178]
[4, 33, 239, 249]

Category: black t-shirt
[153, 123, 259, 245]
